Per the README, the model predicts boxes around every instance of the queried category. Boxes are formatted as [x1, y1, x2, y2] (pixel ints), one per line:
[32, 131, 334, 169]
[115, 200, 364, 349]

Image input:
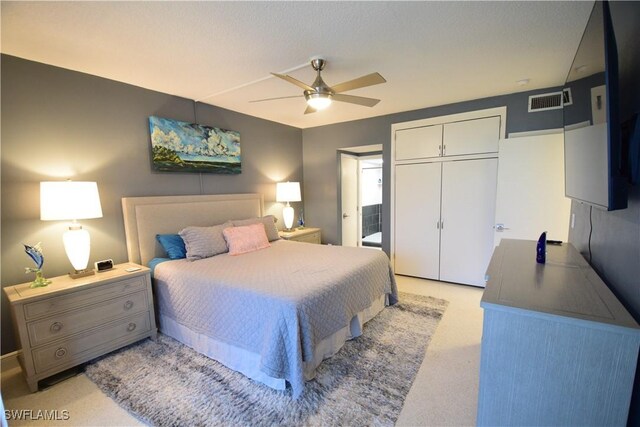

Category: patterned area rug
[85, 292, 448, 426]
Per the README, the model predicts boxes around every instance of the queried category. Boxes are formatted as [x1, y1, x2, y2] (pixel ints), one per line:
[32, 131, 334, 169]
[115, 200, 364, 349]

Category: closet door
[443, 116, 500, 157]
[394, 162, 441, 279]
[439, 158, 498, 286]
[395, 125, 443, 160]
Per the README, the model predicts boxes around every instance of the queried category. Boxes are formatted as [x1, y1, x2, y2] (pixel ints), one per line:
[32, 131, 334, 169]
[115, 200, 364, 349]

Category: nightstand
[3, 263, 156, 392]
[278, 227, 322, 244]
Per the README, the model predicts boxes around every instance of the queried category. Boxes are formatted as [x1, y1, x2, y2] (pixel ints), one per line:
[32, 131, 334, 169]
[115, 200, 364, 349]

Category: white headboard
[122, 193, 264, 266]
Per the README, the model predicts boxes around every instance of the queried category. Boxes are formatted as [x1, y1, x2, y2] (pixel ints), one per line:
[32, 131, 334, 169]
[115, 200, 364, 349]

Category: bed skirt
[158, 293, 388, 391]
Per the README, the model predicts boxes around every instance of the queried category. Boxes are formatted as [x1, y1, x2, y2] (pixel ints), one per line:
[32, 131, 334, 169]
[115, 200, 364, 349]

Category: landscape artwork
[149, 116, 241, 174]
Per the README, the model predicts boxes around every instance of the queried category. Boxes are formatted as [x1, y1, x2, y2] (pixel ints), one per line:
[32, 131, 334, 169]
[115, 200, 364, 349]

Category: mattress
[153, 239, 397, 397]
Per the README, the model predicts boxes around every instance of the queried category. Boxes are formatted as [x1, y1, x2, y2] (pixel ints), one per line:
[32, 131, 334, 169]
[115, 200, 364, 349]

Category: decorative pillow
[231, 215, 279, 242]
[223, 223, 271, 256]
[179, 222, 232, 261]
[156, 234, 187, 259]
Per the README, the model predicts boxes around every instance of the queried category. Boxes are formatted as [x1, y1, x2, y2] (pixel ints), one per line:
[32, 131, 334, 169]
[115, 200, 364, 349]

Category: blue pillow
[156, 234, 186, 259]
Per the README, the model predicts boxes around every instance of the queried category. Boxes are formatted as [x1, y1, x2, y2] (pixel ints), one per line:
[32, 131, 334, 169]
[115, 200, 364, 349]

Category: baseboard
[1, 350, 20, 363]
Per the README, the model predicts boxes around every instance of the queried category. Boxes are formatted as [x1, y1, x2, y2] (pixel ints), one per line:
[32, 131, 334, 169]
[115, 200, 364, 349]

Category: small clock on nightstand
[278, 227, 321, 244]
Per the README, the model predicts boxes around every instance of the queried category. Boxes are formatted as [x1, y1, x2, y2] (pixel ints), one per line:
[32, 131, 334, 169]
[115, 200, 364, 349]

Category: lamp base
[68, 269, 95, 279]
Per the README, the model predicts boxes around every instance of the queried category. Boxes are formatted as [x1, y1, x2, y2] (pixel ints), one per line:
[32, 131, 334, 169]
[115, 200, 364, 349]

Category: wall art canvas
[149, 116, 241, 174]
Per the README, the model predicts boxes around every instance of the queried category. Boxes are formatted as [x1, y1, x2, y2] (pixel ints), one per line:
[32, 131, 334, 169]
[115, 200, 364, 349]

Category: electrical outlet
[571, 213, 575, 229]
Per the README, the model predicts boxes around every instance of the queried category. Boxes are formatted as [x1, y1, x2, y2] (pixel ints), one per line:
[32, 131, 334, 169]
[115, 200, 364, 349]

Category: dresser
[478, 239, 640, 426]
[4, 263, 157, 392]
[278, 227, 321, 244]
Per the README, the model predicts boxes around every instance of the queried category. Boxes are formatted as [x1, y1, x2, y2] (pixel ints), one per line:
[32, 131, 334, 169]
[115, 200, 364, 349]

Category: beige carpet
[1, 276, 484, 426]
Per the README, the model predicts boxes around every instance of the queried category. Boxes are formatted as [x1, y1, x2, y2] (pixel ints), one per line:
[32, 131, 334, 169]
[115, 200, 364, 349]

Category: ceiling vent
[528, 88, 572, 112]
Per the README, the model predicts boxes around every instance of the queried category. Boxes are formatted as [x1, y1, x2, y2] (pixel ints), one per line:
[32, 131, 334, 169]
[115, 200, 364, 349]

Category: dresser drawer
[27, 291, 149, 347]
[24, 276, 147, 320]
[296, 232, 321, 244]
[32, 311, 151, 374]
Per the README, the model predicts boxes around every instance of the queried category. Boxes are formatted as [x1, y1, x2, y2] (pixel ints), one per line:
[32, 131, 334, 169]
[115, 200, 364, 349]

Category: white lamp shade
[63, 227, 91, 271]
[41, 181, 103, 221]
[276, 182, 301, 203]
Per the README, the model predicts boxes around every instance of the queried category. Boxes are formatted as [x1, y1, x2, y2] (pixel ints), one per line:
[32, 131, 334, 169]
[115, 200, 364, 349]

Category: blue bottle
[536, 231, 547, 264]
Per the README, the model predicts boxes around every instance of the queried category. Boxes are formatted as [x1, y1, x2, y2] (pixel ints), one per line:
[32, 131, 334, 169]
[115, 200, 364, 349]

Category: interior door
[439, 158, 498, 286]
[341, 154, 359, 247]
[394, 162, 441, 279]
[494, 133, 571, 246]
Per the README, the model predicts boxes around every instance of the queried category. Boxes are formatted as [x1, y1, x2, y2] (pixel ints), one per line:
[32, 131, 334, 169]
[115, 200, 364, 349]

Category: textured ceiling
[1, 1, 594, 129]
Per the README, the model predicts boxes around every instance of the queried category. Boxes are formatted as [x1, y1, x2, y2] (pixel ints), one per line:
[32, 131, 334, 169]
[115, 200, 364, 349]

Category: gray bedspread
[153, 239, 397, 397]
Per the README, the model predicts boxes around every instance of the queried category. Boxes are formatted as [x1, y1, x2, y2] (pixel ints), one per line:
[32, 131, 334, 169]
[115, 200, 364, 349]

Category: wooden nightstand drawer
[32, 311, 151, 374]
[279, 227, 322, 244]
[294, 231, 321, 244]
[24, 275, 146, 320]
[27, 290, 149, 347]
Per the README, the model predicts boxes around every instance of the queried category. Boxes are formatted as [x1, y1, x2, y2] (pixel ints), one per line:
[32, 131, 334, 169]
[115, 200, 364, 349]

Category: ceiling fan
[251, 58, 386, 114]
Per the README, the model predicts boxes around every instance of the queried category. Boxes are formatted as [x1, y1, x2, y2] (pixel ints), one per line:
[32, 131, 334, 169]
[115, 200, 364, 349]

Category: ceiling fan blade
[272, 73, 314, 92]
[304, 105, 317, 115]
[249, 95, 302, 103]
[331, 73, 386, 93]
[332, 93, 380, 107]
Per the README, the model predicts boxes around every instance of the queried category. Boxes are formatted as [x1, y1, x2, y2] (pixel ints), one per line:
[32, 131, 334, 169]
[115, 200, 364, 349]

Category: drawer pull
[127, 322, 137, 332]
[54, 347, 67, 359]
[124, 300, 134, 310]
[50, 322, 63, 333]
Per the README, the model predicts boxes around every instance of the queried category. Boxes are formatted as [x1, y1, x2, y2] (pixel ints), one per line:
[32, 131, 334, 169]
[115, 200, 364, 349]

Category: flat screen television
[563, 1, 627, 211]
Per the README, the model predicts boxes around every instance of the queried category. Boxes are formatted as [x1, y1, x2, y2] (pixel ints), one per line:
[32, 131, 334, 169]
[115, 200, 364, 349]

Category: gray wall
[1, 55, 303, 354]
[302, 87, 563, 253]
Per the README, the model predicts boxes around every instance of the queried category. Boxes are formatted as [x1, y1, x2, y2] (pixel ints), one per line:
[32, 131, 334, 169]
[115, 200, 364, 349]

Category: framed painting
[149, 116, 241, 174]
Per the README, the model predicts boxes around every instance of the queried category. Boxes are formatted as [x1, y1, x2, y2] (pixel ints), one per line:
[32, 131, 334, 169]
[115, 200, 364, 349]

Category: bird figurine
[24, 242, 51, 288]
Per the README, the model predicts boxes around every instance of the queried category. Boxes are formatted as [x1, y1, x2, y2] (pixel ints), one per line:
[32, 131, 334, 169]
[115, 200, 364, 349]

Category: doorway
[338, 145, 383, 247]
[359, 155, 383, 249]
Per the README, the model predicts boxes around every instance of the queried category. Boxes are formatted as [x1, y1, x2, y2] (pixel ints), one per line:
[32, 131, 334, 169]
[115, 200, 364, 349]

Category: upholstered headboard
[122, 193, 264, 266]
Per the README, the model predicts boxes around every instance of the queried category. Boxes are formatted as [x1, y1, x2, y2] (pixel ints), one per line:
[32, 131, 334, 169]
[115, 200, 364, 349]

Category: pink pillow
[223, 223, 271, 256]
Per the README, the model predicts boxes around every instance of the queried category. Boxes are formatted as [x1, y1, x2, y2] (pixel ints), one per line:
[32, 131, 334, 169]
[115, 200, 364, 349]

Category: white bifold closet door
[394, 162, 441, 279]
[394, 158, 497, 286]
[439, 158, 498, 285]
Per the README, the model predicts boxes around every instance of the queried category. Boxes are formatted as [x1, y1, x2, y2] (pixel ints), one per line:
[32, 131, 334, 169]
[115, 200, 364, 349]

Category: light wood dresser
[478, 239, 640, 426]
[4, 263, 156, 392]
[278, 227, 321, 244]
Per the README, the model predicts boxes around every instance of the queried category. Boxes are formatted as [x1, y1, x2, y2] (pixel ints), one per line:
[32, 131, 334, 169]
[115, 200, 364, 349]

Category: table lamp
[276, 182, 301, 231]
[40, 181, 103, 278]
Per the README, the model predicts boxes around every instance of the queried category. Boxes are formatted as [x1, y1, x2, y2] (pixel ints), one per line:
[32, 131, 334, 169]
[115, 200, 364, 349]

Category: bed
[122, 193, 397, 397]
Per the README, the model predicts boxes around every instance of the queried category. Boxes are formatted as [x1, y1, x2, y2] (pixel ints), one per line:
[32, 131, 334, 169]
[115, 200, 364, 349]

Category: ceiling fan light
[306, 93, 332, 110]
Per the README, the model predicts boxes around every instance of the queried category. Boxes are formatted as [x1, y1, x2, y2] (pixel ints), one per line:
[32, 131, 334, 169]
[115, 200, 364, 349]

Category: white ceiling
[1, 1, 594, 129]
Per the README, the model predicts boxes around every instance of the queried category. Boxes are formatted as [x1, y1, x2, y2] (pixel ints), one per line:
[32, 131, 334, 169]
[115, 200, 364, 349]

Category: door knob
[494, 223, 510, 232]
[342, 213, 350, 219]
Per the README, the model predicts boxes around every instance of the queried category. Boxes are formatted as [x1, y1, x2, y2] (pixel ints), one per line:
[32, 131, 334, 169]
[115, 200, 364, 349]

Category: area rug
[85, 292, 448, 426]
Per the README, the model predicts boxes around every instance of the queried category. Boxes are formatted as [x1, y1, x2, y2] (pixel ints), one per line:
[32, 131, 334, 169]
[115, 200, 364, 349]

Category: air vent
[562, 88, 573, 106]
[528, 91, 564, 112]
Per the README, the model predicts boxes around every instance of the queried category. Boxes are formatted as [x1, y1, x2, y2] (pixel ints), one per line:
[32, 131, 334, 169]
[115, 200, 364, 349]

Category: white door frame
[337, 145, 383, 246]
[390, 107, 507, 269]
